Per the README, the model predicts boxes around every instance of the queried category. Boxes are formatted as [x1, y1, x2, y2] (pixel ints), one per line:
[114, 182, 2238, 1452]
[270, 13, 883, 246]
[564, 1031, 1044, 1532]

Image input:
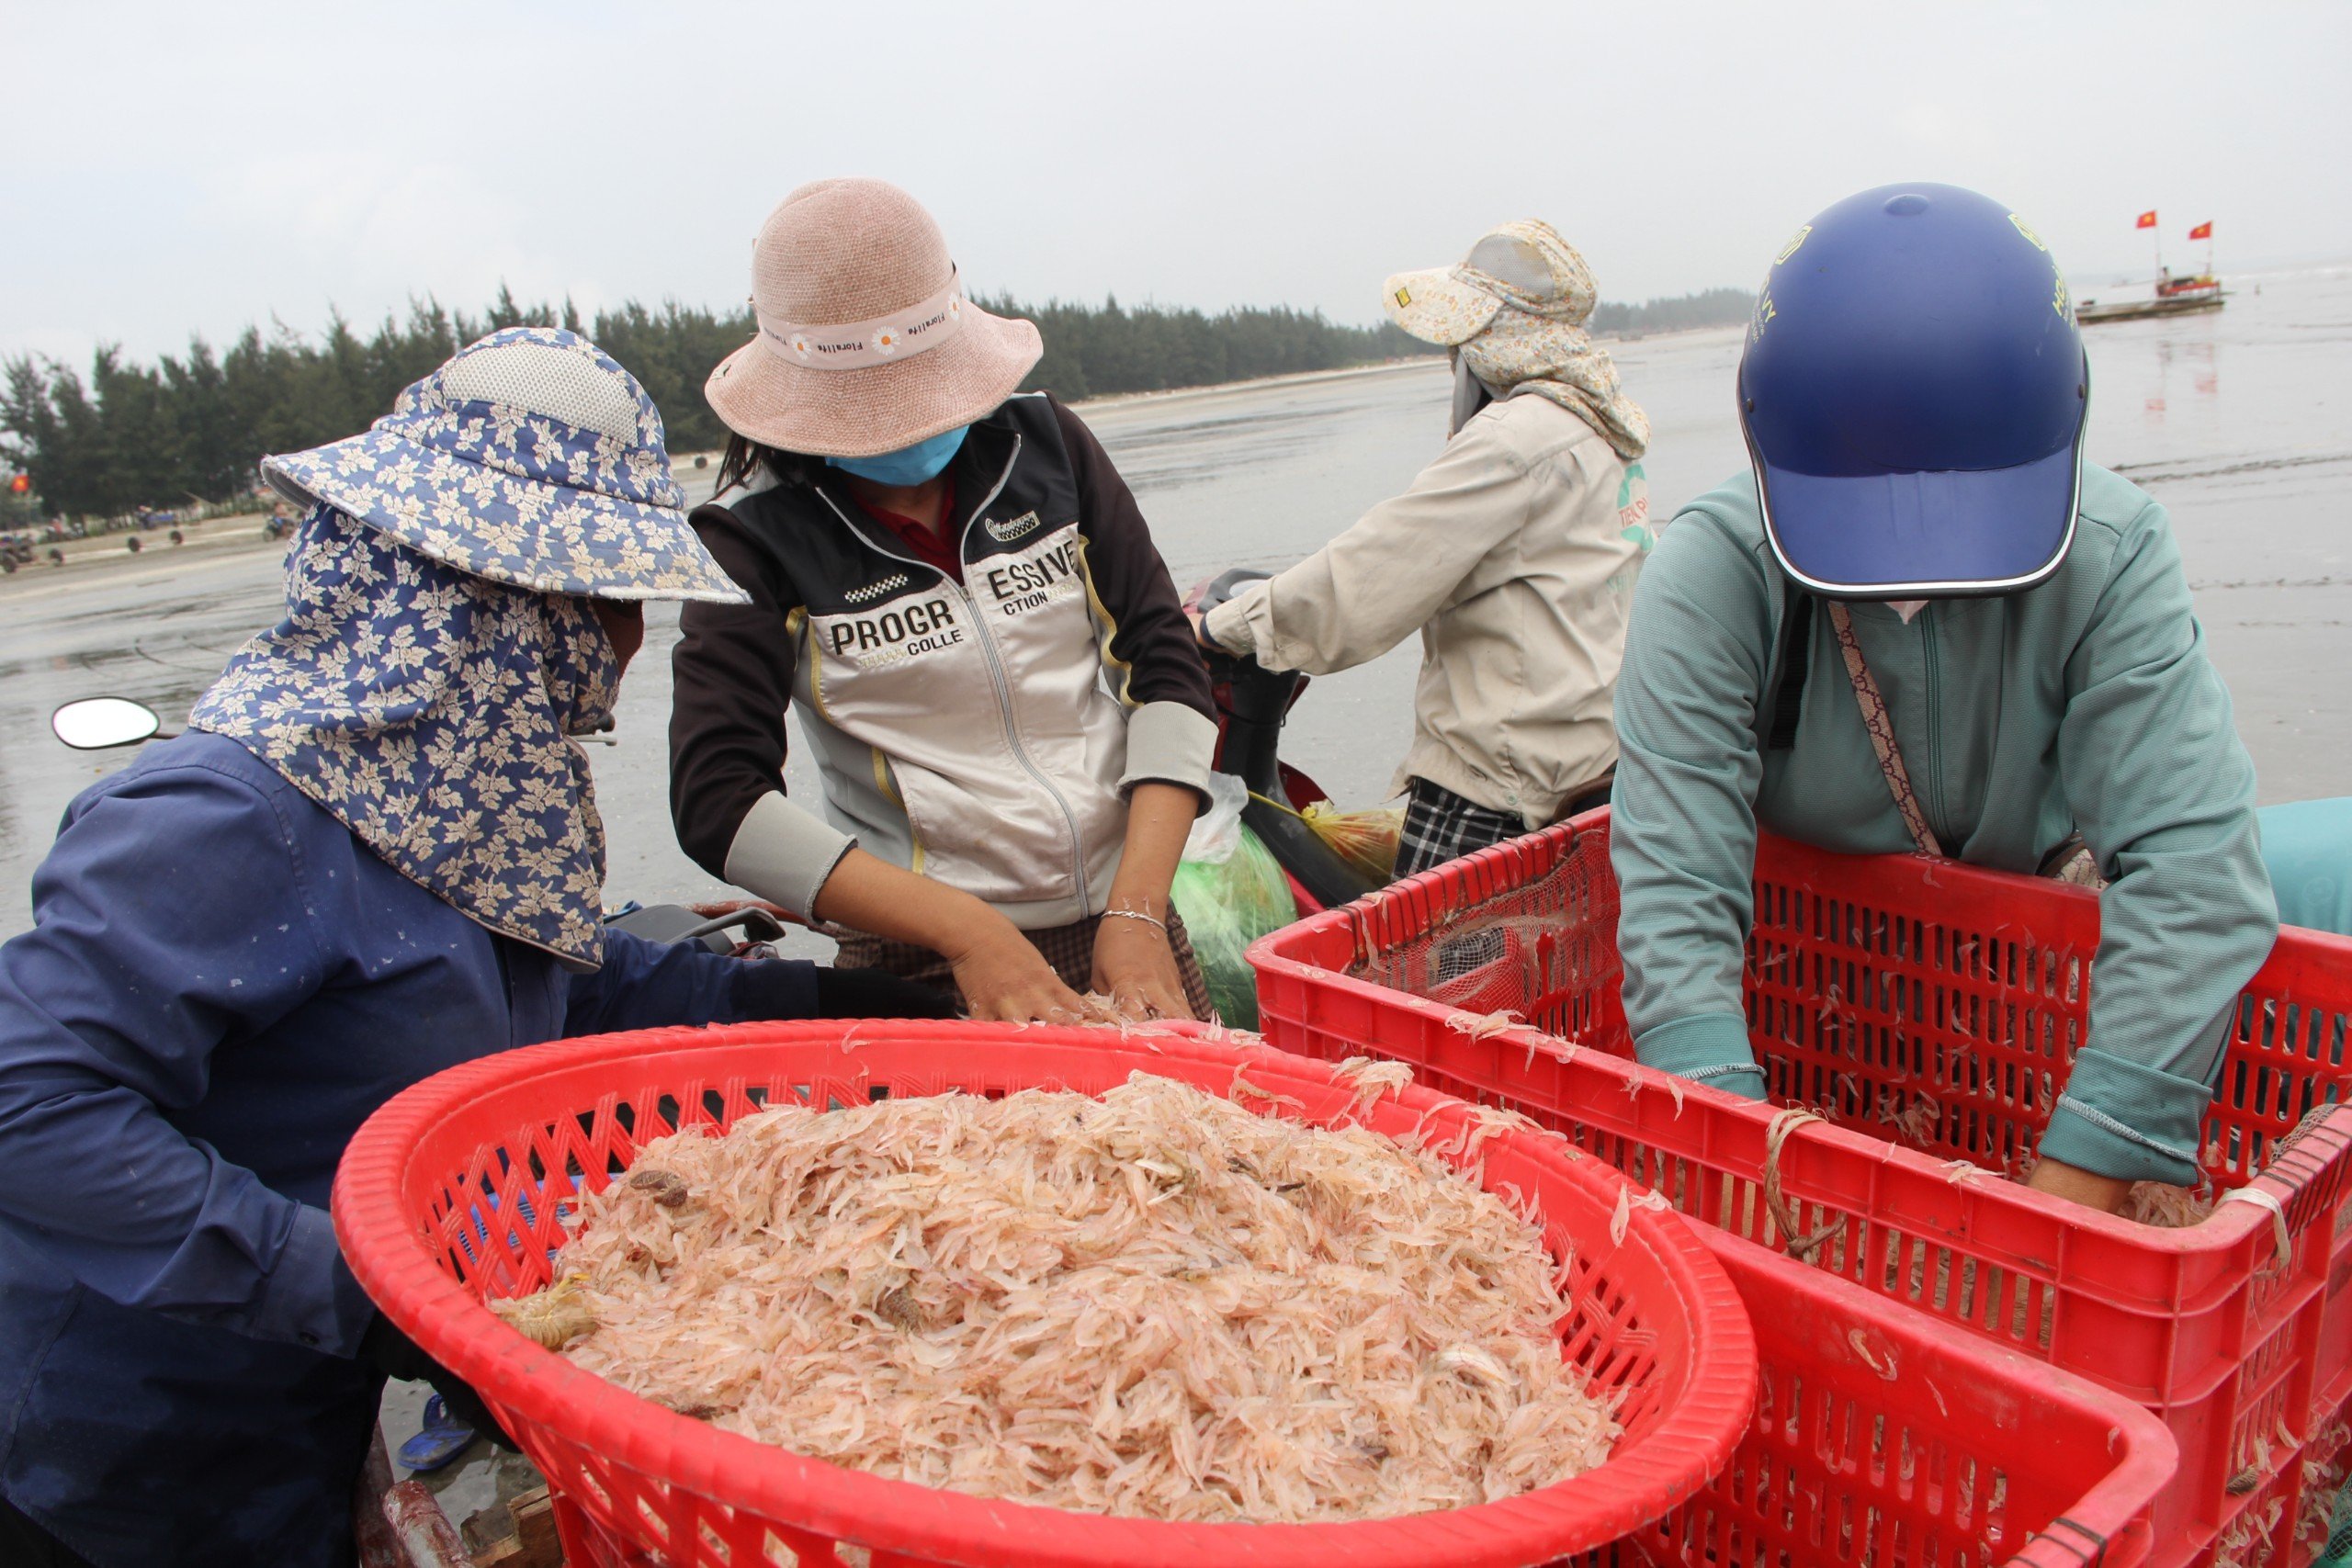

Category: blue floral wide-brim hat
[260, 327, 749, 604]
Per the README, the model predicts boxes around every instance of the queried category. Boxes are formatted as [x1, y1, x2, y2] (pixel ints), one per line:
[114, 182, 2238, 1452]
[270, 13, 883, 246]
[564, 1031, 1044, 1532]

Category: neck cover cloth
[1461, 306, 1650, 459]
[190, 504, 619, 965]
[1448, 354, 1498, 437]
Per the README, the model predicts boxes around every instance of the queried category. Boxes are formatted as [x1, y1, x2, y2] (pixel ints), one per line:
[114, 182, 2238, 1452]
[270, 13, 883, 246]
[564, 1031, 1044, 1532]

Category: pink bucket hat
[705, 179, 1044, 458]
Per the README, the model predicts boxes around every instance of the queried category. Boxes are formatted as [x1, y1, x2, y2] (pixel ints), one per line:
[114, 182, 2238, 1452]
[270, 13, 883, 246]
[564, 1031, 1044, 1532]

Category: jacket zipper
[1919, 606, 1948, 848]
[815, 437, 1094, 911]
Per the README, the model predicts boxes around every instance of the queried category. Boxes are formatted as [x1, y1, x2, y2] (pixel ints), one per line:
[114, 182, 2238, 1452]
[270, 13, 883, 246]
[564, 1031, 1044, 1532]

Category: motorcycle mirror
[51, 697, 164, 750]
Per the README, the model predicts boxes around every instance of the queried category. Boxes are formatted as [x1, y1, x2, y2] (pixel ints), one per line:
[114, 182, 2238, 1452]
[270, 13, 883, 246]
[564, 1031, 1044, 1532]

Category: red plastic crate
[1621, 1225, 2177, 1568]
[1250, 810, 2352, 1567]
[334, 1021, 1757, 1568]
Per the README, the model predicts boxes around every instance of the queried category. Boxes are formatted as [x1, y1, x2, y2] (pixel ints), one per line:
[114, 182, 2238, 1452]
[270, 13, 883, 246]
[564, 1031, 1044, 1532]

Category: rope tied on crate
[1762, 1107, 1847, 1262]
[2024, 1516, 2111, 1564]
[2219, 1185, 2294, 1278]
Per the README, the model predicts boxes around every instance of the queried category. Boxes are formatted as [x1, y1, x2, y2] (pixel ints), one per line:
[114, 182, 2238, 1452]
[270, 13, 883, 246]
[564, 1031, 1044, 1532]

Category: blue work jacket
[0, 733, 817, 1567]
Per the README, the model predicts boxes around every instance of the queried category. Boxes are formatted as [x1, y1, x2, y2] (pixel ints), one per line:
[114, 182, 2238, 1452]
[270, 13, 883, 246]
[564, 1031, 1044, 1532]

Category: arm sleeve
[1050, 398, 1218, 797]
[1608, 512, 1775, 1098]
[564, 928, 821, 1037]
[2037, 509, 2277, 1183]
[1200, 419, 1539, 676]
[0, 766, 376, 1354]
[669, 506, 855, 919]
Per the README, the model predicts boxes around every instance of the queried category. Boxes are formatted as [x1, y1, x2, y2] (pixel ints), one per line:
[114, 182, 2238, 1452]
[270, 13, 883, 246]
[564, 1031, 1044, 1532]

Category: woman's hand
[1182, 569, 1270, 654]
[944, 919, 1091, 1023]
[1094, 783, 1203, 1021]
[2024, 1156, 2133, 1213]
[1091, 911, 1196, 1021]
[812, 849, 1087, 1022]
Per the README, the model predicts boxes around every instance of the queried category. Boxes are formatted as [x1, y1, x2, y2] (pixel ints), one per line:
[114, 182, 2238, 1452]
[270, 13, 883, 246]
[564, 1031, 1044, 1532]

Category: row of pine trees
[1, 287, 1747, 524]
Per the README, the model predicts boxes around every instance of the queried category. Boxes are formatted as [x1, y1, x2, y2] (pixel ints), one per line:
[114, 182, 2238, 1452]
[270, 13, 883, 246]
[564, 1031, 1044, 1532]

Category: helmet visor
[1751, 410, 2086, 598]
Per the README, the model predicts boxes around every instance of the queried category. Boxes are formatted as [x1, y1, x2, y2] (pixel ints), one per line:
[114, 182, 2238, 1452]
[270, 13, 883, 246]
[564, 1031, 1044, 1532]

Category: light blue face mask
[825, 425, 970, 487]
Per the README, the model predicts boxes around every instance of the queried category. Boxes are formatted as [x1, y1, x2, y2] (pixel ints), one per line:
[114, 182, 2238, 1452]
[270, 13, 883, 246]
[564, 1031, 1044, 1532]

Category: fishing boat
[2078, 213, 2225, 323]
[2077, 271, 2226, 324]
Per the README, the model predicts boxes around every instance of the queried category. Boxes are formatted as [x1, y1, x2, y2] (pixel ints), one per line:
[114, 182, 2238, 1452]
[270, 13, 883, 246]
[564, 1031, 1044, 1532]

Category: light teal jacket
[2260, 799, 2352, 937]
[1611, 466, 2275, 1184]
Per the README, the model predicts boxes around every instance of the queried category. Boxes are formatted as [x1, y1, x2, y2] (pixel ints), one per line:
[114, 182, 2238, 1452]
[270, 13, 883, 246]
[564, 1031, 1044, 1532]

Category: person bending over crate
[1609, 184, 2275, 1216]
[0, 330, 949, 1568]
[667, 179, 1218, 1023]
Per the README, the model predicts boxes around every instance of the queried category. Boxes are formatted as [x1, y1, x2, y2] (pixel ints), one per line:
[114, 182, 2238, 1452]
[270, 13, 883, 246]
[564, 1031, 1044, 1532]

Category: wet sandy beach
[5, 267, 2347, 944]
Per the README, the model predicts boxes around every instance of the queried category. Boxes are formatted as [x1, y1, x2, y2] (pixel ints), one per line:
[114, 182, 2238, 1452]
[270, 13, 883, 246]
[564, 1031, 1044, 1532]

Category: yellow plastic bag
[1301, 801, 1403, 885]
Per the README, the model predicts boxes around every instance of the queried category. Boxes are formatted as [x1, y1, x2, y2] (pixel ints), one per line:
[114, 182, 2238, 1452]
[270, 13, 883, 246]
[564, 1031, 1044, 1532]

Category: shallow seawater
[4, 265, 2347, 942]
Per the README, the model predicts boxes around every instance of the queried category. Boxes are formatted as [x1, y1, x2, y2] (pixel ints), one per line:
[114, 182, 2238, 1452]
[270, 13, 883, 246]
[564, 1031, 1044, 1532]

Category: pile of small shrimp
[2120, 1179, 2218, 1228]
[495, 1069, 1619, 1522]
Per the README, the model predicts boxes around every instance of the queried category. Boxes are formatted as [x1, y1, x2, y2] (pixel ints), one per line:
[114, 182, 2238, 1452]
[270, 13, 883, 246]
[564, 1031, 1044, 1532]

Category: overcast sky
[6, 0, 2348, 367]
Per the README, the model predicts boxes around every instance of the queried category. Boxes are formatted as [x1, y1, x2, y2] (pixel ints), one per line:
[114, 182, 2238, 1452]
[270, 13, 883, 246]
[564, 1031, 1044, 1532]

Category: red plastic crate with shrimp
[334, 1020, 1762, 1568]
[1248, 807, 2352, 1568]
[1625, 1225, 2177, 1568]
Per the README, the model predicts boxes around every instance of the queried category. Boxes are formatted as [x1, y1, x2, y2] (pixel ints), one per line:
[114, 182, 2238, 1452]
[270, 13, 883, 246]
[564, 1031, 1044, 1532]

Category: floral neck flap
[191, 504, 619, 965]
[1460, 307, 1652, 461]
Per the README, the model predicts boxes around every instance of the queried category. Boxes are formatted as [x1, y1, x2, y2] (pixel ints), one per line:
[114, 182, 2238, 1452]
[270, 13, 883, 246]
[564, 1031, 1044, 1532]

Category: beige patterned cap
[1383, 220, 1600, 344]
[1383, 267, 1502, 345]
[1385, 221, 1648, 460]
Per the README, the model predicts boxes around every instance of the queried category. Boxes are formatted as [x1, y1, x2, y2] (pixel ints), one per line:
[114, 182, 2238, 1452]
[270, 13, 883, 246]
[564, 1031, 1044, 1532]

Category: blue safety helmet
[1739, 183, 2089, 598]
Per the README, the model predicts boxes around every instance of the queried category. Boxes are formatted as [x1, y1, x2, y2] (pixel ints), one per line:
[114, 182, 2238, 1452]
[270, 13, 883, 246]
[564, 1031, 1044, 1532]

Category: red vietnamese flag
[2188, 220, 2213, 241]
[2136, 209, 2159, 230]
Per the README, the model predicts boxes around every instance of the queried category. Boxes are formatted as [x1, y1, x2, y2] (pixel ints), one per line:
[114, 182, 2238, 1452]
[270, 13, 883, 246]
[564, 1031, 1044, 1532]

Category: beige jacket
[1204, 391, 1649, 828]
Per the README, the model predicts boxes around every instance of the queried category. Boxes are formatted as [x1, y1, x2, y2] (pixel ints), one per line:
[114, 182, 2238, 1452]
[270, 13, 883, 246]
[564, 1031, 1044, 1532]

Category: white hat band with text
[758, 270, 967, 371]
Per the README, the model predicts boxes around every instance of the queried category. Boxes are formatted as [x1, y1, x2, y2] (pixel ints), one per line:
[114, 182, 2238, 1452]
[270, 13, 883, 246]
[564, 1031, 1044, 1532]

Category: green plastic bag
[2324, 1472, 2352, 1566]
[1169, 774, 1299, 1030]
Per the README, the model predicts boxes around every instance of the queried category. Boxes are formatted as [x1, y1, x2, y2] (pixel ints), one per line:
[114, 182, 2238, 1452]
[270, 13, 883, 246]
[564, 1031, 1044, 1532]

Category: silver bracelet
[1102, 907, 1167, 933]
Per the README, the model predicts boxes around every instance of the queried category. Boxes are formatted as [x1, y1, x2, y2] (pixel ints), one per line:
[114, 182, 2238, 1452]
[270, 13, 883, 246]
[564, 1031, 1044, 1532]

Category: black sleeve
[1050, 396, 1216, 721]
[668, 503, 801, 880]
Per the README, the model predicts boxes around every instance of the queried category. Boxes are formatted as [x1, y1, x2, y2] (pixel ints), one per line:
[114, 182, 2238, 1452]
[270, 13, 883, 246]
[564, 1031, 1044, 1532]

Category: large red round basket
[334, 1021, 1755, 1567]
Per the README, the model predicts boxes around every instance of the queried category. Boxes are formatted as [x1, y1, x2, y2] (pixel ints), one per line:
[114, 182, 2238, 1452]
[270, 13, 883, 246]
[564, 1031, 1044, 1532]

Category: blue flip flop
[396, 1393, 477, 1473]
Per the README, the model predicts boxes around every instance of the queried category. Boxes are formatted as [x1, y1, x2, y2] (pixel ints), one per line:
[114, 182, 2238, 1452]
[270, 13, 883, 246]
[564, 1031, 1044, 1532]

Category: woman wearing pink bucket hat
[671, 179, 1220, 1022]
